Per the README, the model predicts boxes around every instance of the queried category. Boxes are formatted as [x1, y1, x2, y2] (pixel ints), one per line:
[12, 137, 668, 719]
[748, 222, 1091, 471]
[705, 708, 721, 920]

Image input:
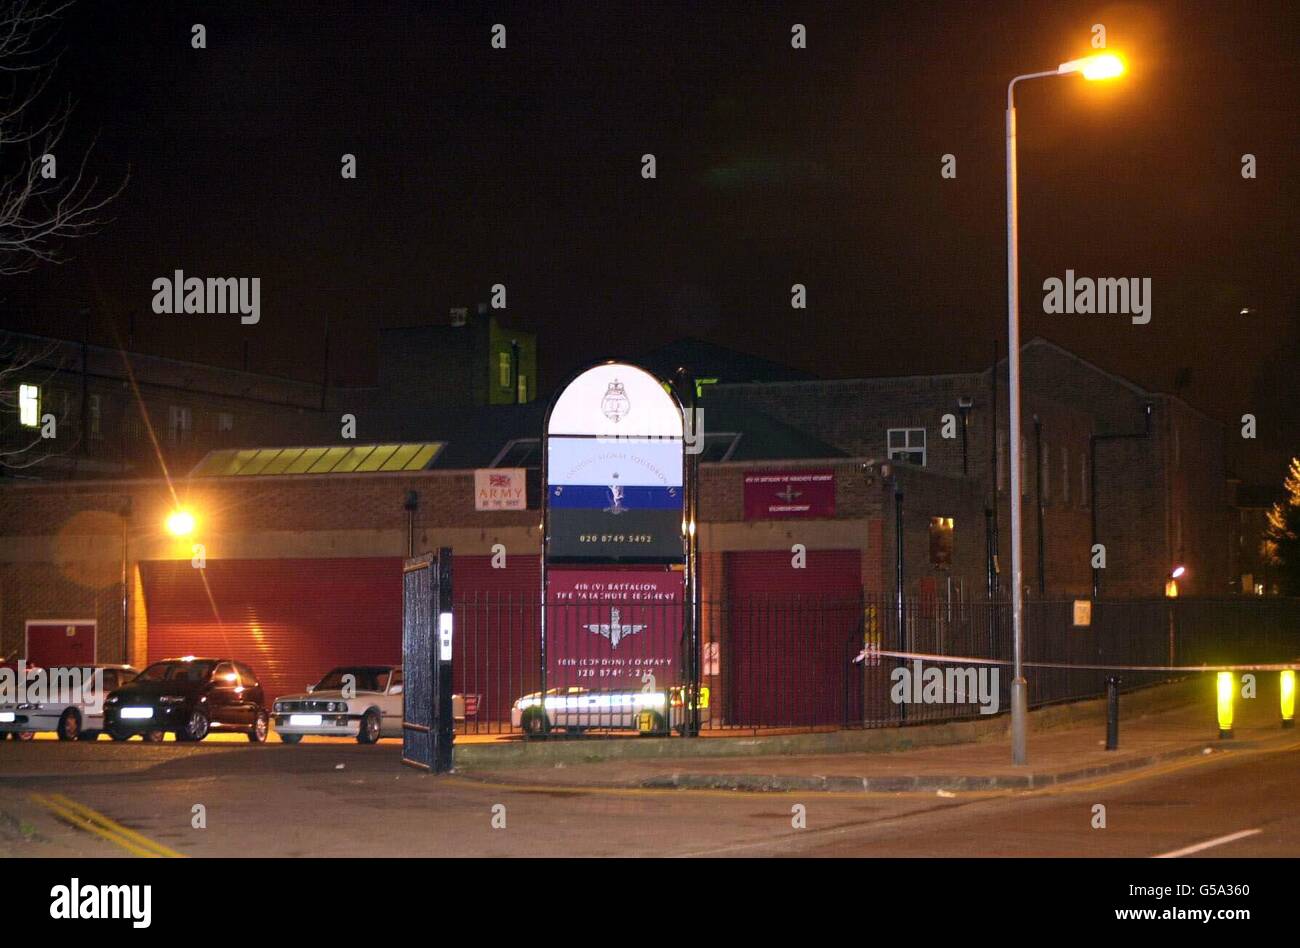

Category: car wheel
[356, 710, 380, 744]
[248, 711, 268, 743]
[78, 730, 100, 742]
[520, 708, 550, 739]
[181, 709, 209, 742]
[143, 729, 166, 743]
[15, 731, 34, 742]
[279, 732, 303, 744]
[108, 726, 132, 742]
[56, 709, 81, 741]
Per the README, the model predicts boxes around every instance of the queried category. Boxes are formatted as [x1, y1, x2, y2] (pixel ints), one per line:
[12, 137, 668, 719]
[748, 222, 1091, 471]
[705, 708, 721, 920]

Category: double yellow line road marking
[30, 793, 184, 858]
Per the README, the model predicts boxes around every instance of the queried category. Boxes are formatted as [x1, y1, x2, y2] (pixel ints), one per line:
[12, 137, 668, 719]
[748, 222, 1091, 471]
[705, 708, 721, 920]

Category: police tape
[853, 648, 1300, 673]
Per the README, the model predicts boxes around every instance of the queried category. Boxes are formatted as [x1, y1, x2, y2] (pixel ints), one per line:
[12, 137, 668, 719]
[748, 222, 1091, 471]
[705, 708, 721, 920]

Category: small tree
[1264, 457, 1300, 596]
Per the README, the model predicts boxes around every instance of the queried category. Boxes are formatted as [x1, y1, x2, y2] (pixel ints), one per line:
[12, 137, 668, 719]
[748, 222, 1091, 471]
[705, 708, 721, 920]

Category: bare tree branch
[0, 0, 125, 276]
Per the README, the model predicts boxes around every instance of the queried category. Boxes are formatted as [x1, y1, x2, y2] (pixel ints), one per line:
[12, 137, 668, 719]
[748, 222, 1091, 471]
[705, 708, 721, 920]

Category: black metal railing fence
[449, 593, 1300, 736]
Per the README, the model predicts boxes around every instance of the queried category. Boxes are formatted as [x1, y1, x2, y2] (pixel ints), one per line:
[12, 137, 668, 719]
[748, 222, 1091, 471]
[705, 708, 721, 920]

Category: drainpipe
[1090, 403, 1153, 599]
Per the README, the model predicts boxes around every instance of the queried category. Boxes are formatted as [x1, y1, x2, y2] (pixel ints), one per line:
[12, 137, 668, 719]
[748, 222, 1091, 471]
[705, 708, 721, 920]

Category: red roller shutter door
[139, 558, 403, 704]
[140, 555, 541, 721]
[724, 549, 863, 727]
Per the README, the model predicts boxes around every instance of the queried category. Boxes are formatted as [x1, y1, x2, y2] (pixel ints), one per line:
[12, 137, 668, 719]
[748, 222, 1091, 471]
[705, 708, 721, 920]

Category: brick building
[0, 329, 1249, 723]
[707, 338, 1237, 600]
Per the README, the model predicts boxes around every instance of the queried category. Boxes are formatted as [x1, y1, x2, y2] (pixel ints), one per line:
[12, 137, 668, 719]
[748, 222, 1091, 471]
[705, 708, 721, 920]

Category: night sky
[2, 0, 1297, 479]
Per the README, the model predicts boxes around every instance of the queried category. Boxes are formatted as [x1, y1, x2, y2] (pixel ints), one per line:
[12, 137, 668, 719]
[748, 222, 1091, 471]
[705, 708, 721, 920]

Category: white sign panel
[475, 468, 526, 510]
[547, 363, 683, 438]
[547, 437, 683, 488]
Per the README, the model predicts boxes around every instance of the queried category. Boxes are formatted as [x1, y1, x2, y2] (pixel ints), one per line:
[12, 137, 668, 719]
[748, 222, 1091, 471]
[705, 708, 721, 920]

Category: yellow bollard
[1281, 670, 1296, 729]
[1216, 671, 1234, 739]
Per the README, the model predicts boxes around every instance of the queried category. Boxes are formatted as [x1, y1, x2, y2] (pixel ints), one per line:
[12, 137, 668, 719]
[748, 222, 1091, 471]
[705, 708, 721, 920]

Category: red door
[139, 558, 403, 705]
[26, 622, 96, 667]
[724, 550, 863, 727]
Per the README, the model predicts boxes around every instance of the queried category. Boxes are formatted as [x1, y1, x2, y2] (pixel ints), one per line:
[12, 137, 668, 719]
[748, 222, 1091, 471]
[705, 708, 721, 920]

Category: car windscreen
[315, 668, 387, 692]
[136, 661, 216, 683]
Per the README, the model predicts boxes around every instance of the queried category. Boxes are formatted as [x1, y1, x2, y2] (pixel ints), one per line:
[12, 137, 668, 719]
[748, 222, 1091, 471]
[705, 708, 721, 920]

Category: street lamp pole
[1004, 53, 1125, 766]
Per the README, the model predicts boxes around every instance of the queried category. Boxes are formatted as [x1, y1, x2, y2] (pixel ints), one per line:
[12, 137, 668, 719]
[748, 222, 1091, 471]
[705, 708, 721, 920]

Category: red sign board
[546, 568, 684, 690]
[743, 470, 835, 519]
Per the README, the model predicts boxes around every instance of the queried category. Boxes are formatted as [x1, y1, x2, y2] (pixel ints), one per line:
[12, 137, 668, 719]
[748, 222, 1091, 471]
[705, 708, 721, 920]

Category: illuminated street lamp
[165, 509, 196, 537]
[1005, 51, 1126, 765]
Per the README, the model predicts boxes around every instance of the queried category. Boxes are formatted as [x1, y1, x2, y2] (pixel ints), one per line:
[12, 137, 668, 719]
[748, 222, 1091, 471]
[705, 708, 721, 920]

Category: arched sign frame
[538, 360, 700, 732]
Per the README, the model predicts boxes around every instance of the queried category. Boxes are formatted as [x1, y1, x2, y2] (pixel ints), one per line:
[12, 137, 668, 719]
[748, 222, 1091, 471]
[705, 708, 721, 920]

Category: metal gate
[401, 549, 454, 772]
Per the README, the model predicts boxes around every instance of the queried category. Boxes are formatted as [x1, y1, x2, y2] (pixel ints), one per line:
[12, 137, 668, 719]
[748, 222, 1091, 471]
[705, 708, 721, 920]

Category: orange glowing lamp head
[1058, 53, 1126, 81]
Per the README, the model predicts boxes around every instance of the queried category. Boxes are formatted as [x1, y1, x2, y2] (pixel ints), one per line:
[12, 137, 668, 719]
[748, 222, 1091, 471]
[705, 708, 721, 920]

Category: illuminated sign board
[546, 568, 684, 690]
[547, 437, 683, 561]
[544, 363, 685, 563]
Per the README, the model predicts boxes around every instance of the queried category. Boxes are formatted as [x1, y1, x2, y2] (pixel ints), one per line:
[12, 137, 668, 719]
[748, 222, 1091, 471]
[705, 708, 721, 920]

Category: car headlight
[329, 702, 347, 713]
[105, 695, 119, 704]
[274, 702, 284, 712]
[17, 703, 43, 710]
[159, 695, 186, 705]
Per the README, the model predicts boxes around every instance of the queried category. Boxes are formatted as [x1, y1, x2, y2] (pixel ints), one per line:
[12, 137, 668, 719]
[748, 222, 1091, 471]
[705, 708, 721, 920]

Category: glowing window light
[18, 384, 39, 427]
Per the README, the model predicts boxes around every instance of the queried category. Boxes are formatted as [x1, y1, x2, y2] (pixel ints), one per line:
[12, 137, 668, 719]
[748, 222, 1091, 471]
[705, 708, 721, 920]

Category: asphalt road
[1, 733, 1296, 858]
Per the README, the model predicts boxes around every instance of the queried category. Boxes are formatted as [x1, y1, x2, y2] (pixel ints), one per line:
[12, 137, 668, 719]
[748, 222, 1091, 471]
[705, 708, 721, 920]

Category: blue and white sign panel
[545, 363, 685, 563]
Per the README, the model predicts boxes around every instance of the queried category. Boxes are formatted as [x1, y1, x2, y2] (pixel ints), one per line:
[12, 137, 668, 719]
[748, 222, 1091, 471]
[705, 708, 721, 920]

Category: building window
[217, 412, 234, 433]
[168, 405, 192, 444]
[516, 373, 527, 403]
[491, 438, 540, 469]
[18, 384, 39, 427]
[88, 394, 102, 440]
[699, 432, 742, 462]
[929, 516, 955, 568]
[498, 352, 512, 389]
[1061, 445, 1069, 504]
[887, 428, 926, 466]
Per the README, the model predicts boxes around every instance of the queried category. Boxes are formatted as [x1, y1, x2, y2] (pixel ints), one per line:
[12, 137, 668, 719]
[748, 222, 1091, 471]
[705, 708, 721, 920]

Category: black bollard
[1105, 675, 1121, 751]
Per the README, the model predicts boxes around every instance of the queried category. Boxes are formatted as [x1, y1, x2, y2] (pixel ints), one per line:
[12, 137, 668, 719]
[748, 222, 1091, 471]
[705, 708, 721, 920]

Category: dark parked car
[104, 657, 269, 743]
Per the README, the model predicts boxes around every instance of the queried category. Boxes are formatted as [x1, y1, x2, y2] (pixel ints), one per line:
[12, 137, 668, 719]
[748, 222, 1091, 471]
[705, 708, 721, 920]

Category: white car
[511, 685, 709, 737]
[0, 664, 138, 742]
[273, 665, 404, 744]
